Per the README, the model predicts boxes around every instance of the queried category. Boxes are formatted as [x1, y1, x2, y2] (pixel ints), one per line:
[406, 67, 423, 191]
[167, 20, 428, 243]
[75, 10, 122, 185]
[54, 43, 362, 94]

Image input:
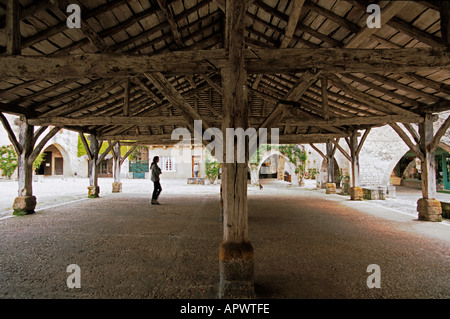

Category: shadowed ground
[0, 180, 448, 299]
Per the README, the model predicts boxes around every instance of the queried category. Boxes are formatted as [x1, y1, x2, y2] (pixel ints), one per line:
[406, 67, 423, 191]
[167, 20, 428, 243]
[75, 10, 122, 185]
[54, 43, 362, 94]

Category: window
[161, 157, 176, 172]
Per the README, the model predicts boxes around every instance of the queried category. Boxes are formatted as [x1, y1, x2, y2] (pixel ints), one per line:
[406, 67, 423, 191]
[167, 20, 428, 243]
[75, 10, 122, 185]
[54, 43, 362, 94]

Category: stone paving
[0, 178, 449, 299]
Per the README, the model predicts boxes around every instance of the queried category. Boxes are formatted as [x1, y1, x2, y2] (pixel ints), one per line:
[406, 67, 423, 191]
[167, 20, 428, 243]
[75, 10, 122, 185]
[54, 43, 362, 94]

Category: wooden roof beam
[1, 48, 448, 79]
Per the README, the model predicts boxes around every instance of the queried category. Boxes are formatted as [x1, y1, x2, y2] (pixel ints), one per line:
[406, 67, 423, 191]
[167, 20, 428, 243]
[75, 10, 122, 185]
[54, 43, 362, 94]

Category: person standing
[193, 163, 199, 177]
[151, 156, 162, 205]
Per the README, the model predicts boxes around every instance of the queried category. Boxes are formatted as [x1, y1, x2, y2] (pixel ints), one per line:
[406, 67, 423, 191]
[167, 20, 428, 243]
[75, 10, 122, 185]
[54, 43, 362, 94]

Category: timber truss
[0, 0, 449, 148]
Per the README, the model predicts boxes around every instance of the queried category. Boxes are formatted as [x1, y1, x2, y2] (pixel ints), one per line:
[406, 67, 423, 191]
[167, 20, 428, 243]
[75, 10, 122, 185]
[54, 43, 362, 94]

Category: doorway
[54, 157, 64, 175]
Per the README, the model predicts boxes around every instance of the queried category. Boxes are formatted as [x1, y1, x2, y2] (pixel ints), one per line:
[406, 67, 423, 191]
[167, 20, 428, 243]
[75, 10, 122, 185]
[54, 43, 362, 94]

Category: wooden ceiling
[0, 0, 449, 145]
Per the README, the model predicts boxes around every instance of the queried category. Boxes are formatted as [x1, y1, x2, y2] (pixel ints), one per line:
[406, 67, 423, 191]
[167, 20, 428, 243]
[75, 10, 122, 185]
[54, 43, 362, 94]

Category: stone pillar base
[350, 187, 363, 200]
[417, 198, 442, 222]
[88, 186, 100, 198]
[12, 196, 36, 215]
[219, 242, 255, 299]
[325, 183, 336, 194]
[112, 182, 122, 193]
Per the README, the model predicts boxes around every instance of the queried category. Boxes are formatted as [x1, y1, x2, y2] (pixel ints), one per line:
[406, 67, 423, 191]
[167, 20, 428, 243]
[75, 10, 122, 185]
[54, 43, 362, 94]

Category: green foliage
[205, 150, 221, 183]
[249, 144, 271, 167]
[0, 145, 18, 179]
[77, 135, 133, 158]
[308, 168, 318, 179]
[129, 146, 149, 162]
[278, 144, 307, 179]
[33, 152, 46, 171]
[337, 168, 350, 182]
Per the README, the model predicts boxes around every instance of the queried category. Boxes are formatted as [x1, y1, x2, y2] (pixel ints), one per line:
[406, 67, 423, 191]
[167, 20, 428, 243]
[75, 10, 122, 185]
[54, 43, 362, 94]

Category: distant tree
[0, 145, 18, 179]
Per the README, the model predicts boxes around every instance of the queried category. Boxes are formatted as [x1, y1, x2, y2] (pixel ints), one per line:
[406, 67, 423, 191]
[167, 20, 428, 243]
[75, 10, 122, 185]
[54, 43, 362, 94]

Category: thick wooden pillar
[417, 114, 441, 221]
[325, 140, 336, 194]
[349, 131, 363, 200]
[0, 115, 60, 215]
[6, 0, 21, 55]
[87, 134, 101, 198]
[13, 121, 36, 214]
[112, 143, 122, 193]
[219, 0, 254, 299]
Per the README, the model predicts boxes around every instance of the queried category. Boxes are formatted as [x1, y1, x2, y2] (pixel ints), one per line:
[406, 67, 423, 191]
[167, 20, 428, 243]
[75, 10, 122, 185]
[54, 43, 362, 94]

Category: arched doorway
[391, 148, 450, 190]
[35, 143, 69, 176]
[250, 149, 297, 185]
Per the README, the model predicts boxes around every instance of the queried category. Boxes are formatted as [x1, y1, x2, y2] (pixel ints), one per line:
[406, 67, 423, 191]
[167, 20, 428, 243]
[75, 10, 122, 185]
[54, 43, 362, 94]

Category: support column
[417, 114, 442, 222]
[112, 143, 122, 193]
[325, 140, 336, 194]
[349, 131, 363, 200]
[219, 0, 254, 299]
[13, 121, 36, 215]
[88, 134, 100, 198]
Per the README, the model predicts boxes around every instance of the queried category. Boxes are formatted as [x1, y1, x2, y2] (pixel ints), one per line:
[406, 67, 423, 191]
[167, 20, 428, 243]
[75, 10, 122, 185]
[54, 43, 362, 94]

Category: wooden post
[0, 115, 61, 215]
[112, 142, 122, 193]
[219, 0, 254, 299]
[417, 114, 442, 221]
[12, 120, 36, 214]
[325, 140, 336, 194]
[87, 134, 101, 198]
[6, 0, 21, 55]
[349, 131, 363, 200]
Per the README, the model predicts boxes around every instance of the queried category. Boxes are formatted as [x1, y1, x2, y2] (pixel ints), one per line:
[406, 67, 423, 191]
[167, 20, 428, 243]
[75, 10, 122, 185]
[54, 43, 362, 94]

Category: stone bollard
[12, 196, 37, 215]
[112, 182, 122, 193]
[325, 183, 336, 194]
[88, 186, 100, 198]
[417, 198, 442, 222]
[219, 242, 255, 299]
[350, 187, 363, 200]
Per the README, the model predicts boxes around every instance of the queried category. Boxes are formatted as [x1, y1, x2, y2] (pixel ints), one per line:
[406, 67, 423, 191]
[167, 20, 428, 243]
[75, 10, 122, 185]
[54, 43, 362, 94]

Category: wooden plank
[146, 72, 212, 131]
[156, 0, 184, 48]
[309, 143, 326, 160]
[349, 131, 360, 187]
[327, 74, 420, 117]
[389, 122, 425, 162]
[331, 138, 351, 162]
[96, 140, 118, 166]
[1, 48, 448, 78]
[440, 1, 450, 45]
[0, 112, 22, 155]
[202, 74, 224, 96]
[123, 79, 130, 117]
[356, 128, 371, 156]
[79, 133, 93, 160]
[280, 0, 305, 47]
[321, 76, 329, 120]
[345, 1, 409, 48]
[221, 0, 249, 246]
[28, 126, 60, 164]
[5, 0, 21, 55]
[17, 121, 34, 197]
[418, 114, 437, 199]
[429, 115, 450, 152]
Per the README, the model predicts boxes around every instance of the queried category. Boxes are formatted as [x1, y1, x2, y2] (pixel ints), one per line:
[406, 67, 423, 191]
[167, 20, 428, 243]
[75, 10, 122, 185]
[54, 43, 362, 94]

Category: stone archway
[250, 149, 297, 186]
[36, 143, 72, 177]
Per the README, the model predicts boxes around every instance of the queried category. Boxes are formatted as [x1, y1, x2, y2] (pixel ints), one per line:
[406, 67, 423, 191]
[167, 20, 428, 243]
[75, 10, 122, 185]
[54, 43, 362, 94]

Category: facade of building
[1, 113, 449, 191]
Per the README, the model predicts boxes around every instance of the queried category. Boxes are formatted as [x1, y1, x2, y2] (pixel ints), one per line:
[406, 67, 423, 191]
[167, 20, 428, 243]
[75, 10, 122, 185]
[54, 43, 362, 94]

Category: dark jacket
[151, 163, 161, 182]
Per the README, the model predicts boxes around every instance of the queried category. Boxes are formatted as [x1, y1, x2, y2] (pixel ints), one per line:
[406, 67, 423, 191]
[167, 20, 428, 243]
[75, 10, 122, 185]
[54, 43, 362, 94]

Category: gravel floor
[0, 179, 449, 299]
